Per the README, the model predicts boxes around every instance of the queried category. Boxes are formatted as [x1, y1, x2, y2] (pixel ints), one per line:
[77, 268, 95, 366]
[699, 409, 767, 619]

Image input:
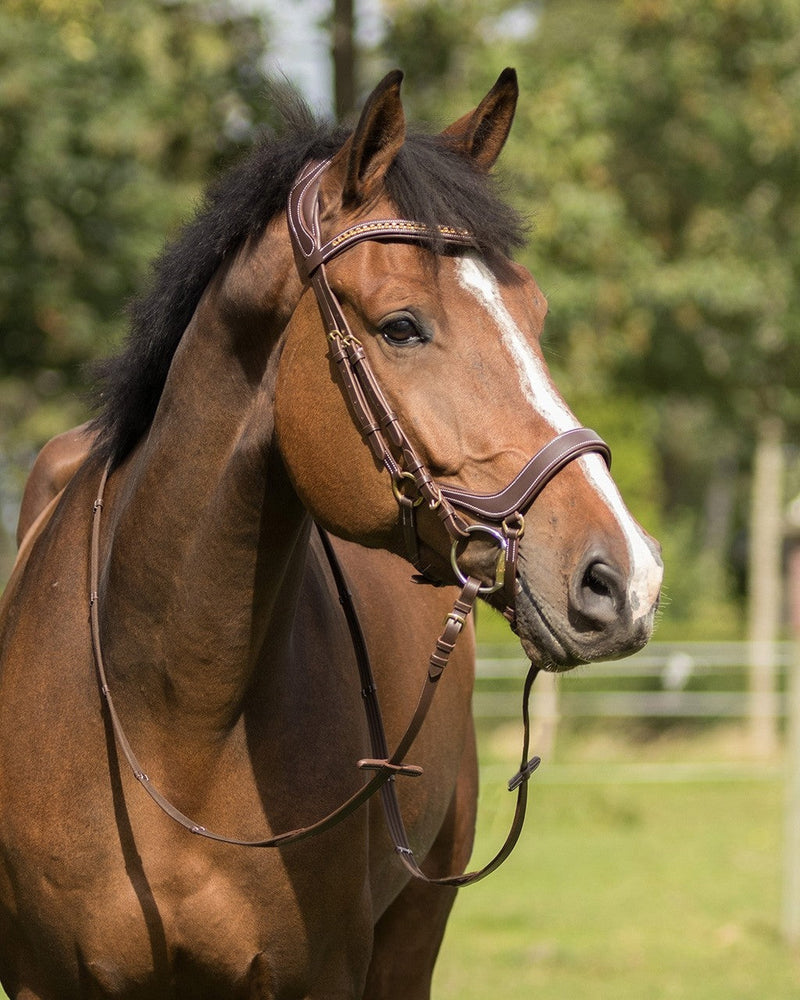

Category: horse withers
[1, 70, 662, 999]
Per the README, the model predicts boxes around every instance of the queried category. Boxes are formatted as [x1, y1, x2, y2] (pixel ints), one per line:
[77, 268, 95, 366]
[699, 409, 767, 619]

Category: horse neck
[101, 240, 309, 735]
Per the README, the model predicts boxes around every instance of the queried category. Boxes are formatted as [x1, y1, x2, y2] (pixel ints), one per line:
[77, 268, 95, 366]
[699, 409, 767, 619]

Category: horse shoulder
[16, 422, 96, 549]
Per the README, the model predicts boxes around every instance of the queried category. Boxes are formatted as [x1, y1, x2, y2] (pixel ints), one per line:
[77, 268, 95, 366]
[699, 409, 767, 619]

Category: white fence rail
[475, 640, 796, 721]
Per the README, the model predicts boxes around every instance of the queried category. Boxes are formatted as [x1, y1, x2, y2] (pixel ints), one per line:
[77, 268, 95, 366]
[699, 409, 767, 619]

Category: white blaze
[456, 257, 661, 619]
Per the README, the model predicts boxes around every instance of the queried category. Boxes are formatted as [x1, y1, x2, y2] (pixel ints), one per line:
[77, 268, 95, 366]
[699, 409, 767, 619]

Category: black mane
[90, 92, 527, 465]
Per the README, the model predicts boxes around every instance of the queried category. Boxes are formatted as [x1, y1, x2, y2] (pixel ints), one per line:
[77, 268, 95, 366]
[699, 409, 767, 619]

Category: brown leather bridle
[88, 159, 612, 886]
[287, 159, 611, 626]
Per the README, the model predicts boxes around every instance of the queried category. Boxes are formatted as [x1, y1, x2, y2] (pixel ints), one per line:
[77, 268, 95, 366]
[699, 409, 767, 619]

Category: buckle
[444, 609, 467, 631]
[391, 471, 423, 508]
[508, 756, 541, 791]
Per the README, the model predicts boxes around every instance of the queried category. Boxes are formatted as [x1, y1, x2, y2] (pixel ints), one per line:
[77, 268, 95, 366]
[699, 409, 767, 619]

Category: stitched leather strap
[318, 544, 543, 889]
[287, 160, 474, 279]
[440, 427, 611, 521]
[385, 663, 541, 887]
[290, 161, 476, 549]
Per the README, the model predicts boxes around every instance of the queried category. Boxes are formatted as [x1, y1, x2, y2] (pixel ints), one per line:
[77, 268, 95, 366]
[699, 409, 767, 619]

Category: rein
[91, 472, 534, 878]
[88, 159, 612, 885]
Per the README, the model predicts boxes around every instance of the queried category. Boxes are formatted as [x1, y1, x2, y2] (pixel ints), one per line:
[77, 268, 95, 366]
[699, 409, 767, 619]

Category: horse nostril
[571, 557, 626, 630]
[584, 563, 613, 599]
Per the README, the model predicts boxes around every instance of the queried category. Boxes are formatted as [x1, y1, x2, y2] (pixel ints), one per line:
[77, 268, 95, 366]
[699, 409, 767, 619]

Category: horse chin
[510, 582, 655, 673]
[513, 606, 586, 673]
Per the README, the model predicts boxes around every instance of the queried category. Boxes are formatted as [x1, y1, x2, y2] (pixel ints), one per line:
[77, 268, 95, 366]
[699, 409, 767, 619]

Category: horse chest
[10, 836, 372, 999]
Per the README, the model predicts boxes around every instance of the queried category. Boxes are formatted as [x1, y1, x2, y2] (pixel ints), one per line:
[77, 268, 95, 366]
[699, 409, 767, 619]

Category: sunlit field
[434, 727, 800, 1000]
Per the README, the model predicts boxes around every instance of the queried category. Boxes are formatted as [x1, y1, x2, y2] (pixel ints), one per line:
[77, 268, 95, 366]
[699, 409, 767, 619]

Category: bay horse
[0, 70, 662, 999]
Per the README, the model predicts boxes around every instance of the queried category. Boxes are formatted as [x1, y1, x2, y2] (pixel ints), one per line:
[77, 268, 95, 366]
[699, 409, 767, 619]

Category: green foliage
[0, 0, 269, 413]
[378, 0, 540, 123]
[498, 0, 800, 436]
[380, 0, 464, 93]
[606, 0, 800, 430]
[0, 0, 272, 573]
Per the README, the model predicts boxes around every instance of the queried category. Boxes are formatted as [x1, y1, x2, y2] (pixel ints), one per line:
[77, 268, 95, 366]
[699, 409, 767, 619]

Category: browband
[287, 159, 475, 278]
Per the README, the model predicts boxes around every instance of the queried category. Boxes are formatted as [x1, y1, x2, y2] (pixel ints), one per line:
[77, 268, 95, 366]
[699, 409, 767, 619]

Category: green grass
[433, 764, 800, 999]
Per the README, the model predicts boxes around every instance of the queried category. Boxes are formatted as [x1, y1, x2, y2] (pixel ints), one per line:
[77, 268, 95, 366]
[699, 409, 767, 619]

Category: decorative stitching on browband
[328, 220, 472, 247]
[287, 159, 476, 278]
[287, 159, 329, 259]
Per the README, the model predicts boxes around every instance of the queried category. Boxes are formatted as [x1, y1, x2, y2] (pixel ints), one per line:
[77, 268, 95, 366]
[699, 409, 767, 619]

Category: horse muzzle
[512, 530, 663, 670]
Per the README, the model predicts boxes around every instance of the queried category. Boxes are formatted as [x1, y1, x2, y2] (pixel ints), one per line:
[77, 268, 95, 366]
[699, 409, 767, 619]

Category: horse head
[272, 69, 662, 670]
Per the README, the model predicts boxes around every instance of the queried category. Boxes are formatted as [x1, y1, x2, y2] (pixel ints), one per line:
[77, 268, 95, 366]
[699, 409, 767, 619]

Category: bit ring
[450, 524, 507, 595]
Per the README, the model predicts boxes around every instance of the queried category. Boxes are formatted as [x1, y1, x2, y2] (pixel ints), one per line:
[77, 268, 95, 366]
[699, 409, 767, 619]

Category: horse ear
[442, 67, 518, 170]
[325, 70, 406, 208]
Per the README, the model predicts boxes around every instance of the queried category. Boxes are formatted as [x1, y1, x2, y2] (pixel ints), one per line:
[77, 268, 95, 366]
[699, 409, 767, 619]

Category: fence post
[747, 417, 785, 758]
[532, 669, 560, 758]
[782, 506, 800, 947]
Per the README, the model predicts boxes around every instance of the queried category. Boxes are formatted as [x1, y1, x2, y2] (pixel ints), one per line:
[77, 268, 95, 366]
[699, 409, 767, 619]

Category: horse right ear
[322, 70, 407, 211]
[442, 68, 518, 171]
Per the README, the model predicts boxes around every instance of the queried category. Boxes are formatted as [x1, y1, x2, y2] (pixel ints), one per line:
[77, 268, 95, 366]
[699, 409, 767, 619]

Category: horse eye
[379, 314, 425, 347]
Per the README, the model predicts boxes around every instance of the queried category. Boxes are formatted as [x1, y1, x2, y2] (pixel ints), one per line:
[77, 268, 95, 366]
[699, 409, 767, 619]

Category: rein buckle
[508, 755, 541, 791]
[357, 758, 424, 779]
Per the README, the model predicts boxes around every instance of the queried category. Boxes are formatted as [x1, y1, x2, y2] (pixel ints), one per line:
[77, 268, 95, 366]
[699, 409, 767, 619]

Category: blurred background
[1, 0, 800, 996]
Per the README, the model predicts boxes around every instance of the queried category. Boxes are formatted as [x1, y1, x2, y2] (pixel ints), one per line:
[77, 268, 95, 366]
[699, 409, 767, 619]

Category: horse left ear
[324, 70, 407, 209]
[442, 67, 518, 170]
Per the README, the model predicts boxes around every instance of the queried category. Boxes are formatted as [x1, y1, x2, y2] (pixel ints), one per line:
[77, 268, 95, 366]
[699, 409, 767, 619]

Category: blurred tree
[0, 0, 269, 444]
[0, 0, 270, 580]
[601, 0, 800, 752]
[332, 0, 357, 119]
[606, 0, 800, 434]
[379, 0, 540, 123]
